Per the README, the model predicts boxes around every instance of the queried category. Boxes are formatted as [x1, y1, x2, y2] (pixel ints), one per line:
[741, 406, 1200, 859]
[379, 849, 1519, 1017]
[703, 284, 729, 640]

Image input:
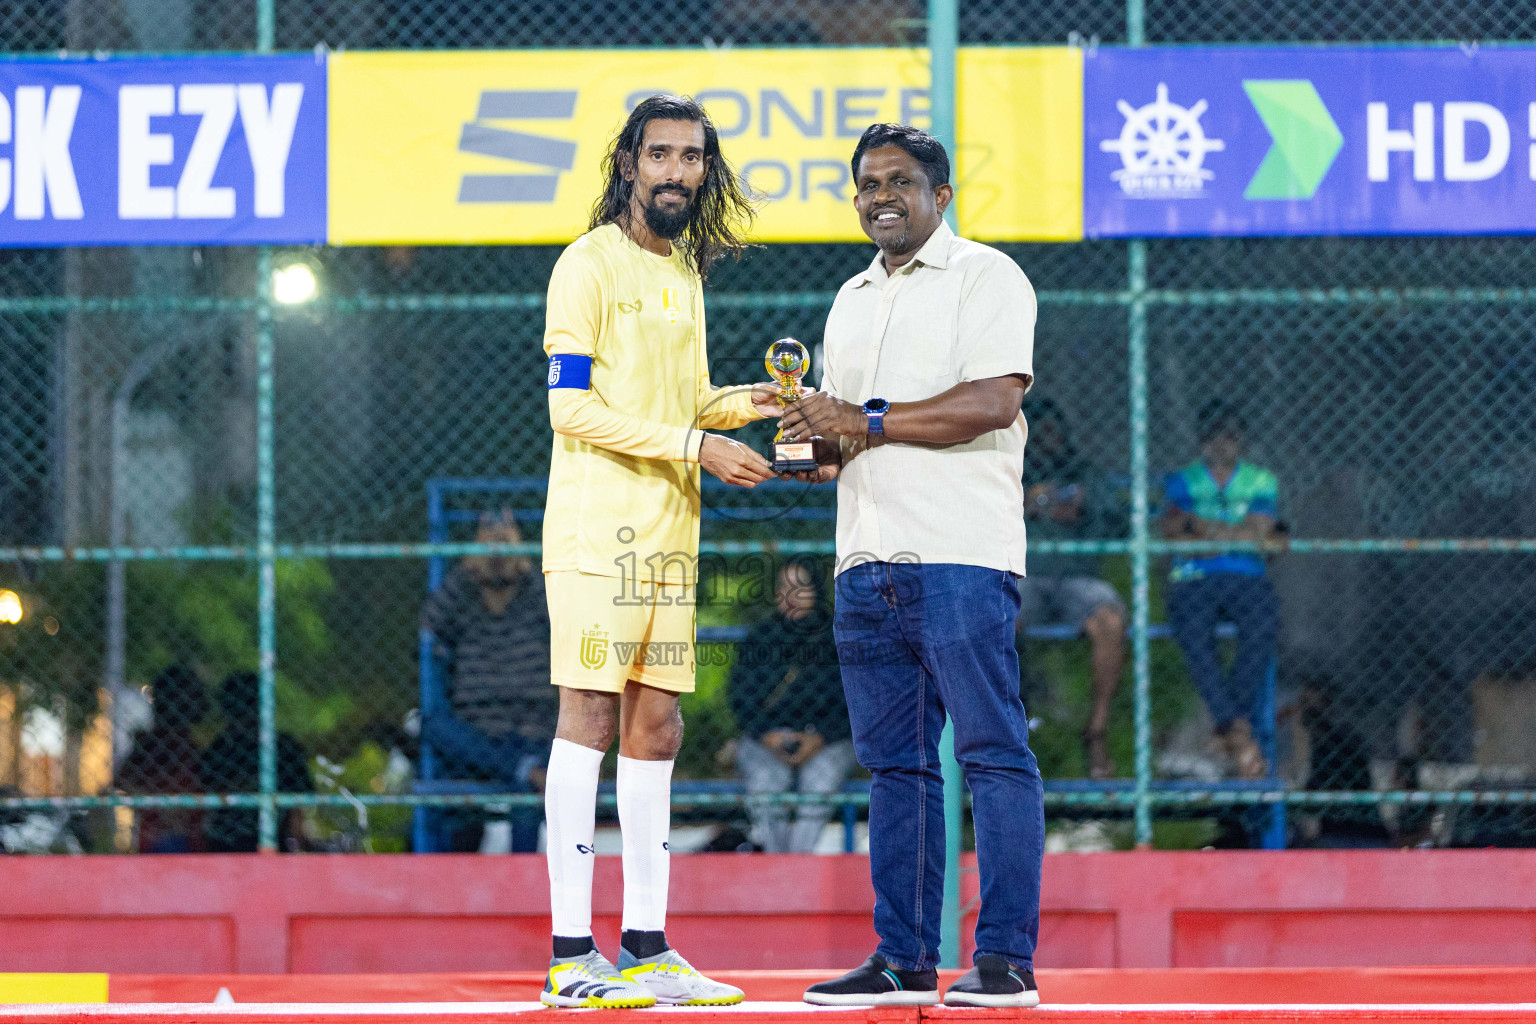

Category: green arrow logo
[1242, 80, 1343, 200]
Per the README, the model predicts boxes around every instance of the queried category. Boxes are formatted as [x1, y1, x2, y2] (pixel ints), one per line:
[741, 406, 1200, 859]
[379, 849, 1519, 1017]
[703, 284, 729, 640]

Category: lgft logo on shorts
[579, 623, 609, 670]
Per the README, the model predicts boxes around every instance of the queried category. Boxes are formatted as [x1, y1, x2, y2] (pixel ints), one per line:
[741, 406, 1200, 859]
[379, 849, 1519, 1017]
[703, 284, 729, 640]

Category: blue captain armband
[547, 353, 592, 390]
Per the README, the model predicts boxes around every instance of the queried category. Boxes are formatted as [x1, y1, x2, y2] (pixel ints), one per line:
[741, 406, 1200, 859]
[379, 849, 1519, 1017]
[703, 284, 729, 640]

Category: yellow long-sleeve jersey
[543, 223, 761, 585]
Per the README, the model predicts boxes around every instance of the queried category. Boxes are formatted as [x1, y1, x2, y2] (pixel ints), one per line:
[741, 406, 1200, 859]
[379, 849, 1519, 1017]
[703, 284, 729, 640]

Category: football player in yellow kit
[538, 94, 779, 1008]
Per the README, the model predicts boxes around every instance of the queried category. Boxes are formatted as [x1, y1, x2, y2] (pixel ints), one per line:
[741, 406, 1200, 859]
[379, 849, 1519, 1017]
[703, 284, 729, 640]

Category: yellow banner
[328, 48, 1081, 245]
[0, 974, 109, 1004]
[957, 47, 1082, 241]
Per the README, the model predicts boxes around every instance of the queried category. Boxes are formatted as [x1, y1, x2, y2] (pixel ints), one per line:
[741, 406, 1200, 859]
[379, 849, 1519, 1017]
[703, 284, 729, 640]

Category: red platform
[95, 968, 1536, 1005]
[4, 999, 1536, 1024]
[7, 969, 1536, 1023]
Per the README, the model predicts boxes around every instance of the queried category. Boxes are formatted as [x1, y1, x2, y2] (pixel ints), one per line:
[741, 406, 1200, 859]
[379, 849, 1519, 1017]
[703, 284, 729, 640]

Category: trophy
[765, 338, 819, 473]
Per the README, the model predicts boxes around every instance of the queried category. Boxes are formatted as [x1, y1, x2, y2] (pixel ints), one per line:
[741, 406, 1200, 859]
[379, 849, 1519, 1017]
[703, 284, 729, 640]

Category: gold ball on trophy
[765, 338, 810, 384]
[763, 338, 818, 473]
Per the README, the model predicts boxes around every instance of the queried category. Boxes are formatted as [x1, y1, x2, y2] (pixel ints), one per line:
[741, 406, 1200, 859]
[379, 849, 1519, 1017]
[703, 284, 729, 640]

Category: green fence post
[255, 0, 278, 853]
[1126, 0, 1153, 849]
[1128, 241, 1152, 848]
[928, 0, 963, 971]
[257, 0, 274, 53]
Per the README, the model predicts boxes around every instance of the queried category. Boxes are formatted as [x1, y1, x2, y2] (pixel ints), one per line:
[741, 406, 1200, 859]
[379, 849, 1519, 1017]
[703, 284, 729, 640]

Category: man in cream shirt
[782, 124, 1044, 1010]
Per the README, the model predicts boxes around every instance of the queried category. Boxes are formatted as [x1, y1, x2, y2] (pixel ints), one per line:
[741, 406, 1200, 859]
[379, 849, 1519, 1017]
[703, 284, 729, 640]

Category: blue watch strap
[864, 398, 888, 435]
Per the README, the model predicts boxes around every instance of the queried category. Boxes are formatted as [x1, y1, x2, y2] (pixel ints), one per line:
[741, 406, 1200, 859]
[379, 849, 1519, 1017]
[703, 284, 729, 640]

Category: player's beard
[641, 184, 697, 239]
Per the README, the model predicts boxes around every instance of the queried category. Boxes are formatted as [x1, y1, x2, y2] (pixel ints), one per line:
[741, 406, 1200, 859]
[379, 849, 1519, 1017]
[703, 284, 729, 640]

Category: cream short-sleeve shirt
[821, 221, 1037, 575]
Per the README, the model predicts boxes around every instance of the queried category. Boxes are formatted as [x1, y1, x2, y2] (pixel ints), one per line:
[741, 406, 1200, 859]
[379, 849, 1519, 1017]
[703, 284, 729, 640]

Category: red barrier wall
[2, 851, 1535, 974]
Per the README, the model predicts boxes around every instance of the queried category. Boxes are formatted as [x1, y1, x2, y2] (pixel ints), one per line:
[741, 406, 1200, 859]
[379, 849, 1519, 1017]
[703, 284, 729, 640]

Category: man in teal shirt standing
[1161, 402, 1279, 780]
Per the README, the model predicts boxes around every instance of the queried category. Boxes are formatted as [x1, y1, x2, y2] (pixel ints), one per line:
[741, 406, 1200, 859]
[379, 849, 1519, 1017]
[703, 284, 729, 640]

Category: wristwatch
[862, 397, 889, 435]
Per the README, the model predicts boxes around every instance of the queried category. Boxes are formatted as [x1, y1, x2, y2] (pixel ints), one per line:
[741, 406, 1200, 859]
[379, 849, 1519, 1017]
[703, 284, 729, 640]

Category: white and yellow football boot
[541, 949, 657, 1008]
[617, 947, 746, 1006]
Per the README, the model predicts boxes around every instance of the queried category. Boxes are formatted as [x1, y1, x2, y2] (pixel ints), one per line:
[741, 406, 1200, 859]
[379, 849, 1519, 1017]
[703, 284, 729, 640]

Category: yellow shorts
[546, 570, 697, 694]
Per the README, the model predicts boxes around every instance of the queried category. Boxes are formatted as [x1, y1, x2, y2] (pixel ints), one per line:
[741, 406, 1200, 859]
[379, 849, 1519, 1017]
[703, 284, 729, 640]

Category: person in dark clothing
[728, 556, 854, 852]
[118, 664, 211, 853]
[198, 671, 313, 852]
[1294, 685, 1389, 848]
[1019, 398, 1127, 779]
[421, 512, 555, 851]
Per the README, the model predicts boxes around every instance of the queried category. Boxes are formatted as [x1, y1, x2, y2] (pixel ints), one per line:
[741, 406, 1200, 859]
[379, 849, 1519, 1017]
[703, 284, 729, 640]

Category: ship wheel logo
[1100, 83, 1225, 198]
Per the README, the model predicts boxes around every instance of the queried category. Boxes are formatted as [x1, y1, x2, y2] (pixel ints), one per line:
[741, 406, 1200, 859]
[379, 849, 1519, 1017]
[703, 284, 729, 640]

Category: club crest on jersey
[661, 287, 679, 324]
[580, 623, 609, 671]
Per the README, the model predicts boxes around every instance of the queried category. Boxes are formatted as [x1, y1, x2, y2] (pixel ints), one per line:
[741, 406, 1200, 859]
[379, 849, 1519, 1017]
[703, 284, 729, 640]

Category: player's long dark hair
[588, 94, 758, 279]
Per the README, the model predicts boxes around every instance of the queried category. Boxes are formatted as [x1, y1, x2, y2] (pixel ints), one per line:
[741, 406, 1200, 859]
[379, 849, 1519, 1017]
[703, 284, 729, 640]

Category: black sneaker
[943, 954, 1040, 1008]
[803, 953, 941, 1006]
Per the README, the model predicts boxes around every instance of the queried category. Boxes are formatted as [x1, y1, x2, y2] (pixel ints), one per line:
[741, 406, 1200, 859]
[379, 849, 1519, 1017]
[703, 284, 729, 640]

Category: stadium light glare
[272, 261, 319, 305]
[0, 589, 22, 624]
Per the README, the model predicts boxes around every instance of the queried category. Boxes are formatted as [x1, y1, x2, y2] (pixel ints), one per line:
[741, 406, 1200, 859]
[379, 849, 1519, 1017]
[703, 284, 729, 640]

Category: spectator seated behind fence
[728, 557, 856, 853]
[1018, 397, 1127, 779]
[1161, 401, 1280, 781]
[1293, 685, 1390, 847]
[420, 512, 555, 852]
[117, 664, 210, 853]
[198, 671, 314, 852]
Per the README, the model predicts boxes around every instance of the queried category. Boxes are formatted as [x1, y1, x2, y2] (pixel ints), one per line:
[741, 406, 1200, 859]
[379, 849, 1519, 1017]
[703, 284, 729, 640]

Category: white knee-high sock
[546, 738, 605, 938]
[617, 755, 674, 932]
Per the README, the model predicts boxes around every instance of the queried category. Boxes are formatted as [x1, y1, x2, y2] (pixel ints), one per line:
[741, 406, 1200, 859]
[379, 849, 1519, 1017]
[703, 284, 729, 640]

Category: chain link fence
[4, 0, 1536, 855]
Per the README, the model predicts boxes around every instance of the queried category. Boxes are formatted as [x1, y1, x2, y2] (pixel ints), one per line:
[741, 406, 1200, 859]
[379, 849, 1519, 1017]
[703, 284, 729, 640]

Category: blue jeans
[835, 562, 1045, 972]
[421, 712, 548, 852]
[1167, 574, 1278, 735]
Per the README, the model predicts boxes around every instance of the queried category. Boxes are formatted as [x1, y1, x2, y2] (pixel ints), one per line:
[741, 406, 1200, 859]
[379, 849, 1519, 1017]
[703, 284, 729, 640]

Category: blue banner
[0, 55, 326, 246]
[1085, 46, 1536, 237]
